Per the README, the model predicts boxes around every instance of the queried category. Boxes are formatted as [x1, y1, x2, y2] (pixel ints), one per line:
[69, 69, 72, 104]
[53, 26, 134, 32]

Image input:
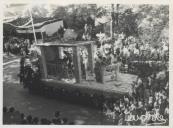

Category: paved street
[3, 56, 113, 125]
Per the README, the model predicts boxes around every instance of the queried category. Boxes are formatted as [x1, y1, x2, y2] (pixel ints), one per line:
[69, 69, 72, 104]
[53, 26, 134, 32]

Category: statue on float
[94, 42, 120, 83]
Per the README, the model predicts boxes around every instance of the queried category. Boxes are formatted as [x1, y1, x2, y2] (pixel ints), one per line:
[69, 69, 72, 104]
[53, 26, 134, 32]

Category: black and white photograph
[2, 1, 171, 126]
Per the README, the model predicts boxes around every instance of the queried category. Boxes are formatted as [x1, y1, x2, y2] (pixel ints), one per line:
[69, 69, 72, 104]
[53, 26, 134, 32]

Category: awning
[3, 16, 19, 23]
[16, 19, 64, 36]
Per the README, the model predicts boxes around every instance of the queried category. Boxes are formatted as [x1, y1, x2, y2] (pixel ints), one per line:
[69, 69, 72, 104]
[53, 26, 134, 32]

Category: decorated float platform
[28, 40, 137, 107]
[38, 73, 137, 99]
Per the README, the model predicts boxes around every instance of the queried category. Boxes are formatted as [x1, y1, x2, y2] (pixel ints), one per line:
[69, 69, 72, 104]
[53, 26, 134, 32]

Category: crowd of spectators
[113, 36, 169, 73]
[3, 36, 30, 55]
[94, 34, 169, 77]
[102, 70, 169, 125]
[94, 39, 169, 126]
[3, 106, 75, 125]
[97, 36, 169, 125]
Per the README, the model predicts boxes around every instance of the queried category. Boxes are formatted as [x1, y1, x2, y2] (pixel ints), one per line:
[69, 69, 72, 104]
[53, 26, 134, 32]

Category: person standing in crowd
[4, 41, 10, 56]
[133, 46, 140, 60]
[151, 47, 159, 61]
[58, 26, 65, 40]
[23, 39, 30, 55]
[122, 45, 130, 64]
[19, 51, 27, 84]
[22, 57, 34, 88]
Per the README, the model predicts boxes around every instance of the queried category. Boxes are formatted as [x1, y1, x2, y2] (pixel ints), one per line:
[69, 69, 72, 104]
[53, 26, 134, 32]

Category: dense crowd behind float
[3, 33, 169, 125]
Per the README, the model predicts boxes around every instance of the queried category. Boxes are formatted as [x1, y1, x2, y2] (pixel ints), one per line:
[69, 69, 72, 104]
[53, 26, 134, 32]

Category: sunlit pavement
[3, 59, 114, 125]
[3, 53, 20, 63]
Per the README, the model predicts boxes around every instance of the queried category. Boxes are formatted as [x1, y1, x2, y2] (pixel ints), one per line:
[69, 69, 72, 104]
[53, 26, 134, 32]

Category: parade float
[22, 37, 136, 108]
[14, 16, 137, 108]
[27, 39, 136, 106]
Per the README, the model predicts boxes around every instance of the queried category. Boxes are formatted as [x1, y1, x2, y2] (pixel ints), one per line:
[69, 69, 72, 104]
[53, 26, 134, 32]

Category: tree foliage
[52, 4, 99, 39]
[4, 4, 169, 46]
[52, 5, 97, 30]
[115, 8, 139, 38]
[136, 5, 169, 46]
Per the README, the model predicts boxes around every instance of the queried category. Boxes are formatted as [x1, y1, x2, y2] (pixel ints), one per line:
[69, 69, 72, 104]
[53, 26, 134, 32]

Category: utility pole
[28, 7, 37, 44]
[116, 4, 119, 33]
[111, 4, 115, 39]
